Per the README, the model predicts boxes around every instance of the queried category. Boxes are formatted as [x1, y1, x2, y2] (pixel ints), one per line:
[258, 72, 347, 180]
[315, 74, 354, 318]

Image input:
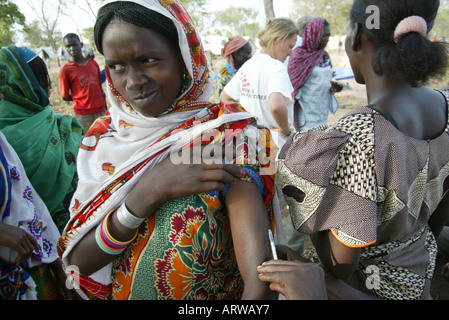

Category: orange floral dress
[112, 185, 255, 300]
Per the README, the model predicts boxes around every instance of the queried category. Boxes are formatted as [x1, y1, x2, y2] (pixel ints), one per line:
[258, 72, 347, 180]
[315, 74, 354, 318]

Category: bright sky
[12, 0, 100, 37]
[12, 0, 294, 45]
[208, 0, 294, 19]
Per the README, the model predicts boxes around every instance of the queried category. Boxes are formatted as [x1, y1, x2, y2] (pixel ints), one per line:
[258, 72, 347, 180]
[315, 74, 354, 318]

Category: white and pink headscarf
[288, 17, 328, 99]
[221, 36, 249, 69]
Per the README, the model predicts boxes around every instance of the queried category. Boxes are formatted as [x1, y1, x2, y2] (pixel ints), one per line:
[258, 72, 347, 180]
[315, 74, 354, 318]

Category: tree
[0, 0, 25, 46]
[22, 20, 48, 47]
[264, 0, 275, 21]
[290, 0, 352, 36]
[70, 0, 99, 24]
[433, 5, 449, 38]
[181, 0, 210, 31]
[23, 0, 66, 65]
[81, 27, 95, 49]
[290, 0, 449, 38]
[212, 6, 260, 40]
[66, 0, 102, 44]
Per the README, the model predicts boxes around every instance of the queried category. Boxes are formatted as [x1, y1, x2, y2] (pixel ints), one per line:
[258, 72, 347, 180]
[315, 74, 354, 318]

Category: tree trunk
[263, 0, 275, 21]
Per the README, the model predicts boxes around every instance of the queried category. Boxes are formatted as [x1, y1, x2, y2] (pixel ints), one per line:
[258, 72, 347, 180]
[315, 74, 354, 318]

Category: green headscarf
[0, 46, 83, 232]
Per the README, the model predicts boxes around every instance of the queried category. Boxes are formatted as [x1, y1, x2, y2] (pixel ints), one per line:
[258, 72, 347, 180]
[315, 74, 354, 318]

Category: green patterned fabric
[0, 46, 83, 232]
[111, 165, 265, 300]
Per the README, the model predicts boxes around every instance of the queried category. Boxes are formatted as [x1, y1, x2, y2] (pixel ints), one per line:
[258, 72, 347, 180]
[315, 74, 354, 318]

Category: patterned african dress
[211, 62, 238, 103]
[277, 90, 449, 300]
[111, 163, 269, 300]
[0, 133, 60, 300]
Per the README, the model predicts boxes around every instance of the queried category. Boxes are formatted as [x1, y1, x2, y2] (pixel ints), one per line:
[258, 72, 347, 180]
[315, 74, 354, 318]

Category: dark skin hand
[0, 222, 80, 299]
[257, 245, 327, 300]
[330, 81, 344, 93]
[0, 222, 40, 265]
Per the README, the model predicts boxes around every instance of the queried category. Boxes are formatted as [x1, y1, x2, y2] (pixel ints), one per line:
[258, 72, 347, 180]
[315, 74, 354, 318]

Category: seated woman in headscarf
[0, 132, 61, 300]
[0, 46, 84, 234]
[211, 36, 253, 103]
[57, 0, 284, 300]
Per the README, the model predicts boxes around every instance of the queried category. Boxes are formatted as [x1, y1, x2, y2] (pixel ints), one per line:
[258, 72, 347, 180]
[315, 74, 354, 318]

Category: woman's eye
[143, 58, 156, 65]
[109, 64, 125, 71]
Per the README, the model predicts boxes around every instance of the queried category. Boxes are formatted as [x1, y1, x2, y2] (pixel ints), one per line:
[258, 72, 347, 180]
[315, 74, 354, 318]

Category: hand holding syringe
[268, 229, 278, 260]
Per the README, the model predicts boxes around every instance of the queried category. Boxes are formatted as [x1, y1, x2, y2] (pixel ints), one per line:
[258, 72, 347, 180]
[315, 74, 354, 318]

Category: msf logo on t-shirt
[240, 73, 267, 100]
[241, 73, 250, 88]
[78, 74, 100, 87]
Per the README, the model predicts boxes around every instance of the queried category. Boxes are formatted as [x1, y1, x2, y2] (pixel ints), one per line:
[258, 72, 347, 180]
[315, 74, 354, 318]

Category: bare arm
[293, 101, 301, 132]
[225, 180, 277, 300]
[429, 191, 449, 238]
[268, 92, 292, 137]
[311, 230, 361, 279]
[68, 157, 245, 276]
[58, 71, 73, 102]
[220, 90, 239, 104]
[66, 213, 132, 276]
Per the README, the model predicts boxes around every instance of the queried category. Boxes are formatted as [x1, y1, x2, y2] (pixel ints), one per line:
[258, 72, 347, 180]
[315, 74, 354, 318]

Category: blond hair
[258, 18, 299, 56]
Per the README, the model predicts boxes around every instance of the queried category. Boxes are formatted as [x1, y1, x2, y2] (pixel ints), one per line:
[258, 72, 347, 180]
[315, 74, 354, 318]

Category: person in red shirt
[59, 33, 106, 133]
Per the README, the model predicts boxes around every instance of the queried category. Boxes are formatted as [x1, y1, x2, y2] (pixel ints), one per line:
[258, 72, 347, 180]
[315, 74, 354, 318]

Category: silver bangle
[116, 202, 145, 229]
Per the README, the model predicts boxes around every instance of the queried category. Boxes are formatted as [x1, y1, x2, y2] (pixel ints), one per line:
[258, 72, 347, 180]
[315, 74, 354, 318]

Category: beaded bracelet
[206, 167, 264, 198]
[95, 210, 138, 255]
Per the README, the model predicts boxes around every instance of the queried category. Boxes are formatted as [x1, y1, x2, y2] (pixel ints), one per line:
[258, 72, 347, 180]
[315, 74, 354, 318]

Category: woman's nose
[125, 67, 146, 90]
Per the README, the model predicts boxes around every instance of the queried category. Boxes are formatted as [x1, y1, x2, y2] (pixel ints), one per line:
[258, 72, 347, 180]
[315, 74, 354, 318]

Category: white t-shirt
[223, 52, 294, 149]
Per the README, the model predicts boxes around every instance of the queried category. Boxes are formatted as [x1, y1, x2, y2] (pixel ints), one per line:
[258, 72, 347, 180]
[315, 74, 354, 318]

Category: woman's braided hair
[94, 1, 179, 55]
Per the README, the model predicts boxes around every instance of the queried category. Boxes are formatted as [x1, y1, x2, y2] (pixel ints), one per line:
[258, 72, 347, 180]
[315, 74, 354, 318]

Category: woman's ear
[350, 22, 363, 52]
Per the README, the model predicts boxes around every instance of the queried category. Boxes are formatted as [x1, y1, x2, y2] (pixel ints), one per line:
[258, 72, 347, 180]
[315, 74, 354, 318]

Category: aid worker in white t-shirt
[220, 18, 299, 152]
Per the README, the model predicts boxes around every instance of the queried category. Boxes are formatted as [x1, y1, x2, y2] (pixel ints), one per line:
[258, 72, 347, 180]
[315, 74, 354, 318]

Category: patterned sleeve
[222, 68, 242, 102]
[204, 123, 277, 233]
[207, 124, 274, 201]
[277, 113, 379, 248]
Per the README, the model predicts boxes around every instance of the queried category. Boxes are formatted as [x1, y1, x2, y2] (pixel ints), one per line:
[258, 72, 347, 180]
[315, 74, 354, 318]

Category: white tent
[36, 47, 54, 60]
